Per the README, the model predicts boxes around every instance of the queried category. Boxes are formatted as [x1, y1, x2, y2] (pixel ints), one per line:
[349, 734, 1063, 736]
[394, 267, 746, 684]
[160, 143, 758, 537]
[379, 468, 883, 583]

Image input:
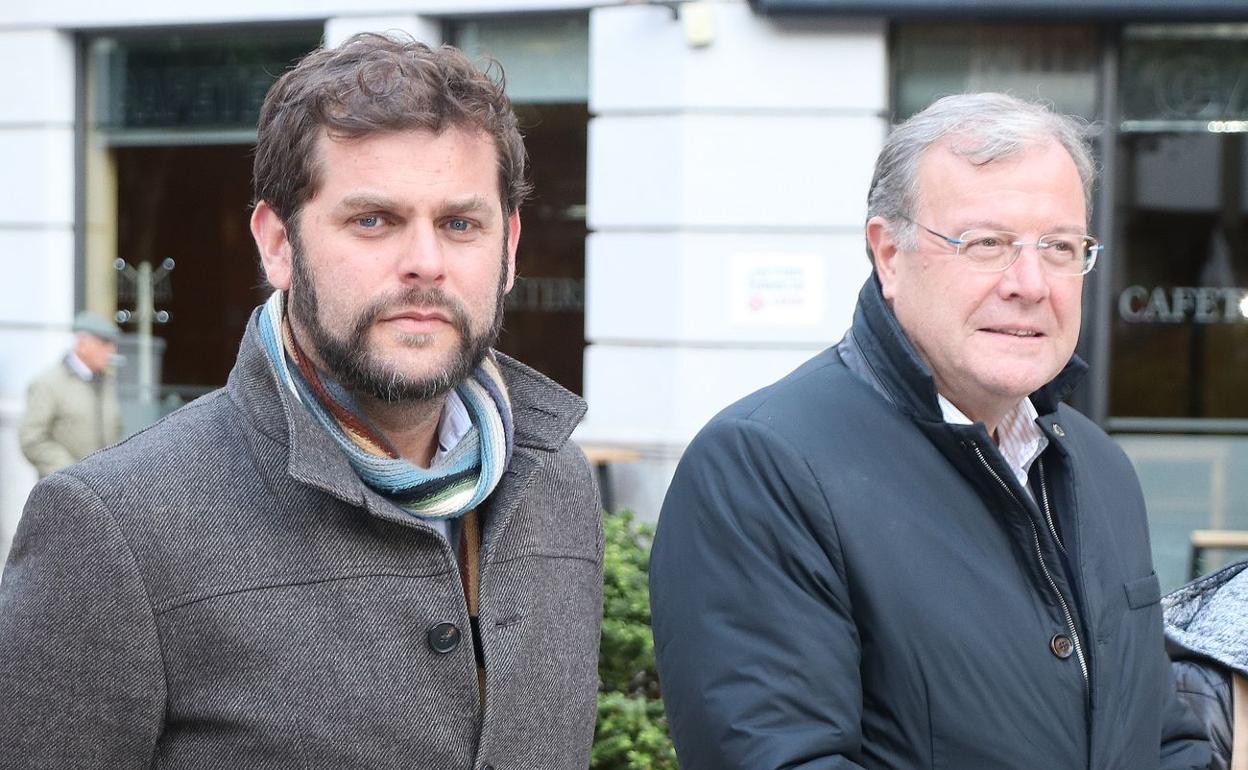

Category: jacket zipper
[970, 443, 1090, 692]
[1037, 458, 1065, 556]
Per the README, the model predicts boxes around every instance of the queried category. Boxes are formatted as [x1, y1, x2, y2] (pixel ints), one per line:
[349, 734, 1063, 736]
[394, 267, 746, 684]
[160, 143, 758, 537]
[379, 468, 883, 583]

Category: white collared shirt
[425, 390, 472, 541]
[937, 394, 1048, 499]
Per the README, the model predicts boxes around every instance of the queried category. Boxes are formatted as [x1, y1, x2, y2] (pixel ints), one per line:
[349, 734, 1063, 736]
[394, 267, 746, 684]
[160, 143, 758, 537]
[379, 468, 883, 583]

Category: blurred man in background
[18, 310, 122, 478]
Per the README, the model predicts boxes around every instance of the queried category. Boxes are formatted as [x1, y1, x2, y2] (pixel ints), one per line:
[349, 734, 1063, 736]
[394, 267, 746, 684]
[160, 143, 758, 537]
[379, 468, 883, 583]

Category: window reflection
[1111, 131, 1248, 418]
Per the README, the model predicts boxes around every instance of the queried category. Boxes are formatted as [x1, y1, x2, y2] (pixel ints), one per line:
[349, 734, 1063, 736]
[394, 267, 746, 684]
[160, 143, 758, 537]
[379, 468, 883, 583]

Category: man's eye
[447, 218, 473, 233]
[356, 215, 382, 228]
[967, 237, 1001, 250]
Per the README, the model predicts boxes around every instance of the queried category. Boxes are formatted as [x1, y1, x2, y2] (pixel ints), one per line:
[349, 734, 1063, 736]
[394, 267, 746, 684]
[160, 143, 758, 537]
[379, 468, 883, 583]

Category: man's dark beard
[287, 238, 507, 403]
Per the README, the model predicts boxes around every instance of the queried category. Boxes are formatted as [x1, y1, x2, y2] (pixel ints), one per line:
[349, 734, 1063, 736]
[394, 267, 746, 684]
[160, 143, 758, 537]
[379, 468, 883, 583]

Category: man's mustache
[355, 287, 472, 337]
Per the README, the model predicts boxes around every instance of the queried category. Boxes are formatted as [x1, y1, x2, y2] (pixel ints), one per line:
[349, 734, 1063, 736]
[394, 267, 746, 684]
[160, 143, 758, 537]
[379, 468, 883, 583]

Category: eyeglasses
[902, 217, 1101, 276]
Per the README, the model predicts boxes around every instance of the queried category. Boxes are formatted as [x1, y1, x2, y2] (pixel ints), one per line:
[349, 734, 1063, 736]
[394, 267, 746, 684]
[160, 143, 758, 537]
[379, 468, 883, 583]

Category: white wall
[324, 14, 441, 47]
[0, 29, 78, 562]
[3, 0, 600, 30]
[580, 2, 886, 517]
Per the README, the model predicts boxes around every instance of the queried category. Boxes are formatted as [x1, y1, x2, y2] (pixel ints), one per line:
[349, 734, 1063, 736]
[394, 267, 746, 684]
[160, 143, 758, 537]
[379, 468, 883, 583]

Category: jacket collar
[226, 307, 586, 513]
[839, 273, 1087, 422]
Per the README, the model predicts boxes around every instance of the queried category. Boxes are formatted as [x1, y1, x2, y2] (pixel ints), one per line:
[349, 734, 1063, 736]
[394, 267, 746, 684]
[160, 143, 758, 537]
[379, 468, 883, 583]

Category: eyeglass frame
[897, 216, 1102, 276]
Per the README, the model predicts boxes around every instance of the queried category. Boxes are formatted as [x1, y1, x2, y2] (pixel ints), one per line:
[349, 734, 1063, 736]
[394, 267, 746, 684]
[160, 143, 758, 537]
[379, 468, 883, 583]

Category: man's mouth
[983, 327, 1042, 338]
[383, 309, 451, 324]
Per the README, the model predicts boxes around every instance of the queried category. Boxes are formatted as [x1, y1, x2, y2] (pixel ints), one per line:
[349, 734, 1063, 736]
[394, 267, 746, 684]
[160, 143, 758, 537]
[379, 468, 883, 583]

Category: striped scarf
[257, 291, 513, 521]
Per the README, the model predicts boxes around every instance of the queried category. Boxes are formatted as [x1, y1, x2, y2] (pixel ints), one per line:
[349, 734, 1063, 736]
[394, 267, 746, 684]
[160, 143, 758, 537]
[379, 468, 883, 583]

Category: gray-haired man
[650, 93, 1210, 769]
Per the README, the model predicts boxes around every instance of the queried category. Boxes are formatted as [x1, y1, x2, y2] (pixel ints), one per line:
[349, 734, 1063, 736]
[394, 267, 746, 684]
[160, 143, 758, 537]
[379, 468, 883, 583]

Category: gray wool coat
[0, 311, 604, 769]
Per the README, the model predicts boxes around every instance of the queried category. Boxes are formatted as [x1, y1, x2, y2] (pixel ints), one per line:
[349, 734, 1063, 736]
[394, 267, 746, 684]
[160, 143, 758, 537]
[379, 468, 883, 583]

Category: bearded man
[0, 33, 603, 770]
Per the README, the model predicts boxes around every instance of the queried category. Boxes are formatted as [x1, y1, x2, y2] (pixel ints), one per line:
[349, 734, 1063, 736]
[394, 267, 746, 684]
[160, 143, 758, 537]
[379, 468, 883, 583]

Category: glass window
[451, 15, 588, 103]
[1110, 26, 1248, 420]
[92, 28, 322, 142]
[1111, 26, 1248, 586]
[1120, 24, 1248, 132]
[893, 24, 1100, 121]
[1118, 435, 1248, 590]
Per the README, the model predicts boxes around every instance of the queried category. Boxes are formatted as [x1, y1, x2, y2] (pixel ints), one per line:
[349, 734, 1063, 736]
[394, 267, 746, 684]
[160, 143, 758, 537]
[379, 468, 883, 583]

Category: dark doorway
[499, 103, 588, 395]
[115, 144, 266, 398]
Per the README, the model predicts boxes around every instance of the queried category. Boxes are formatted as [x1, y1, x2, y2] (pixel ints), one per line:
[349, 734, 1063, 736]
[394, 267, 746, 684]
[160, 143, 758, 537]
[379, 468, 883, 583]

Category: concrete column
[0, 29, 78, 561]
[325, 14, 443, 47]
[582, 1, 887, 518]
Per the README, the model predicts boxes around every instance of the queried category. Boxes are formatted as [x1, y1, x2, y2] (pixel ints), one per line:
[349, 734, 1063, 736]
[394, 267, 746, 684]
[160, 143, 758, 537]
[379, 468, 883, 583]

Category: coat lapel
[479, 354, 587, 557]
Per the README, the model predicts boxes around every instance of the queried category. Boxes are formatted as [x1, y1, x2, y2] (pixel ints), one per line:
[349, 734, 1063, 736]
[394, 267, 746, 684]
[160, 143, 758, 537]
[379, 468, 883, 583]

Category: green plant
[592, 510, 677, 770]
[592, 693, 677, 770]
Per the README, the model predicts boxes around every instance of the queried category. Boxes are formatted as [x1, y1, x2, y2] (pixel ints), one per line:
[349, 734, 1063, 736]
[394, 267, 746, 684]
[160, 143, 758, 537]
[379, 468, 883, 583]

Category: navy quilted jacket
[651, 276, 1209, 770]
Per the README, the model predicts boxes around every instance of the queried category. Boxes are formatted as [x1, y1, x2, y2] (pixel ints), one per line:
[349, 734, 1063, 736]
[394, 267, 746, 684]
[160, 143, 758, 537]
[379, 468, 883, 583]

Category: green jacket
[18, 358, 122, 478]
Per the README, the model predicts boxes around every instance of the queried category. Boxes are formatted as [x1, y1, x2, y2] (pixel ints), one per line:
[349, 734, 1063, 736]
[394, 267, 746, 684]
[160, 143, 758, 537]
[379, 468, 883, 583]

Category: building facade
[2, 0, 1246, 588]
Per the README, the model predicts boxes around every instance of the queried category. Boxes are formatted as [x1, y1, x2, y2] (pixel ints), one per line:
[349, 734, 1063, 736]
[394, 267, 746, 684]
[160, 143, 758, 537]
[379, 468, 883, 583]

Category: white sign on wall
[730, 252, 825, 327]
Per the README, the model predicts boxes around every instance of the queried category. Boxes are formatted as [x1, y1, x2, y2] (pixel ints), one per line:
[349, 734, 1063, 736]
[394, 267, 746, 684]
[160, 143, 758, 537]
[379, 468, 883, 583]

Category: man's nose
[398, 224, 447, 283]
[998, 243, 1051, 301]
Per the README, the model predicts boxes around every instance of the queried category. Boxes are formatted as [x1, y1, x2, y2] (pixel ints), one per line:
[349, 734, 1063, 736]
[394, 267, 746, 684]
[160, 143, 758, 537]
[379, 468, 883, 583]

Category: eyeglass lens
[958, 230, 1096, 274]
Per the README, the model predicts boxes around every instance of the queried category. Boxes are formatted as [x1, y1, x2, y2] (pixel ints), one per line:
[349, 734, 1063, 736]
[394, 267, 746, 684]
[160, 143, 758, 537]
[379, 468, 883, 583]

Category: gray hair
[865, 92, 1096, 260]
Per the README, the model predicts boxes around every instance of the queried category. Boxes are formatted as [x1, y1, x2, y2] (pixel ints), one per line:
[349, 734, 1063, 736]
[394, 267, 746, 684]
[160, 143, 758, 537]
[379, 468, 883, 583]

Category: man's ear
[866, 215, 902, 301]
[251, 200, 294, 291]
[503, 209, 521, 293]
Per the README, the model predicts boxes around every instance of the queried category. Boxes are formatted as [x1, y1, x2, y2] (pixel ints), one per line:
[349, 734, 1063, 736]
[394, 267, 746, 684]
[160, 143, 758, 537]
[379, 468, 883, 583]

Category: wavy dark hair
[253, 32, 531, 235]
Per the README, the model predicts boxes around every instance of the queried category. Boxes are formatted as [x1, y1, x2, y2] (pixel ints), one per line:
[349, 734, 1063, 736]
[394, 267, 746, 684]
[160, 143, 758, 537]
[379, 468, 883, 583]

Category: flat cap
[72, 311, 121, 344]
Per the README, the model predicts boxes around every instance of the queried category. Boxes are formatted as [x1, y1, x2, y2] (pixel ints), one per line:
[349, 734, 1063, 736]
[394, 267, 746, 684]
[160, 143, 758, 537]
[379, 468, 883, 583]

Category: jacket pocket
[1123, 572, 1161, 609]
